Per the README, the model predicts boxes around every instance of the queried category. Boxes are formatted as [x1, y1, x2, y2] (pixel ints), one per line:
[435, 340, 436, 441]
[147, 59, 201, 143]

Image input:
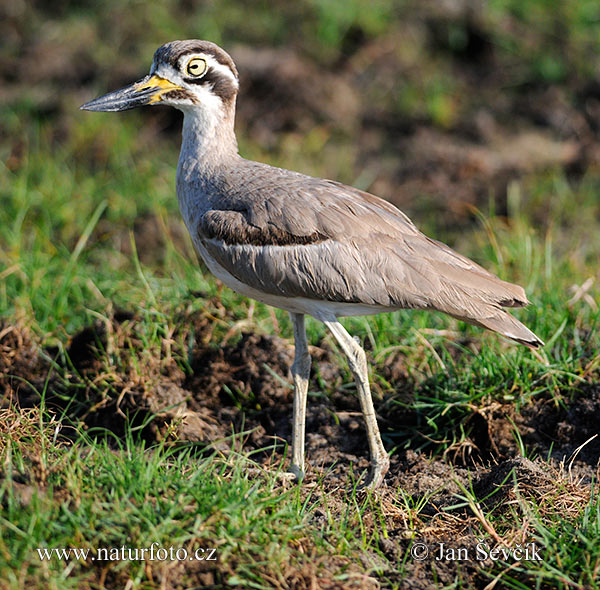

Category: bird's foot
[265, 465, 304, 489]
[287, 463, 305, 483]
[356, 455, 390, 491]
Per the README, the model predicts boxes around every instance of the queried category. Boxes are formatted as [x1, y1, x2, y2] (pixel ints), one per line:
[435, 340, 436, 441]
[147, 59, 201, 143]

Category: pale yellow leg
[323, 319, 389, 489]
[288, 312, 311, 481]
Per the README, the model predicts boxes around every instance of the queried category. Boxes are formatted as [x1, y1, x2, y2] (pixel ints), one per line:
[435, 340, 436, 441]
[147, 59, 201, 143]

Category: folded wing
[199, 166, 542, 347]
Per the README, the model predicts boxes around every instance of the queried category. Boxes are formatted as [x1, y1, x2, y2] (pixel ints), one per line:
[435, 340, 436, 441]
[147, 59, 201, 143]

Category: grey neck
[178, 101, 240, 177]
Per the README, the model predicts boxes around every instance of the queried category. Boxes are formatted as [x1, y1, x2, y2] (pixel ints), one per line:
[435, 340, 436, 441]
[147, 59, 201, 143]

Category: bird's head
[80, 40, 239, 116]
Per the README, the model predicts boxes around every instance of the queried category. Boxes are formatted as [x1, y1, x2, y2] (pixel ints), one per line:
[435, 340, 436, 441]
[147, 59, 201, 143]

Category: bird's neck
[178, 102, 239, 176]
[176, 103, 240, 228]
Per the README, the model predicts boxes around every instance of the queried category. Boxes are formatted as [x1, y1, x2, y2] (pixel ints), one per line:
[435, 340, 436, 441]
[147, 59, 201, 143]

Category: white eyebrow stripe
[181, 54, 239, 88]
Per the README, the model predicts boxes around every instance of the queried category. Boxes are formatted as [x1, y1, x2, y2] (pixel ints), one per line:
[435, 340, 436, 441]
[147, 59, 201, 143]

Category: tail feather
[392, 233, 542, 347]
[424, 255, 542, 347]
[470, 307, 544, 349]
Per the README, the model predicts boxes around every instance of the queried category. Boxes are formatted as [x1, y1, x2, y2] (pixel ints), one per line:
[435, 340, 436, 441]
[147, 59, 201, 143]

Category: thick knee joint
[348, 341, 367, 374]
[292, 351, 311, 375]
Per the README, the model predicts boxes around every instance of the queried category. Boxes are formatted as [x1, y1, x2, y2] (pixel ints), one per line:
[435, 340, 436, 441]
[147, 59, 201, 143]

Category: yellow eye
[186, 57, 207, 77]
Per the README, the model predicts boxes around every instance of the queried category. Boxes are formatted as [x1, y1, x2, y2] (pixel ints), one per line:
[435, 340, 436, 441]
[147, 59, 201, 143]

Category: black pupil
[190, 62, 201, 73]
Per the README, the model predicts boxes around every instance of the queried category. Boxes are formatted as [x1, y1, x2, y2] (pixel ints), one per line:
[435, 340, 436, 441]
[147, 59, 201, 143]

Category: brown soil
[0, 323, 54, 407]
[1, 315, 598, 588]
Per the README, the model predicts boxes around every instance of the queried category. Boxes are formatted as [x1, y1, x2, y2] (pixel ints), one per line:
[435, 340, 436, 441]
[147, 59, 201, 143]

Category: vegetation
[1, 1, 599, 588]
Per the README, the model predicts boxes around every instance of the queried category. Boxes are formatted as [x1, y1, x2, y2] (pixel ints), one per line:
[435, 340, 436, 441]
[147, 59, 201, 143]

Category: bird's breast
[175, 161, 214, 237]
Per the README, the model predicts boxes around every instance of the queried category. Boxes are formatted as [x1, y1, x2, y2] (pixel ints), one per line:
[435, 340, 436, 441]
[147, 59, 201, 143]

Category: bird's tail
[464, 306, 544, 349]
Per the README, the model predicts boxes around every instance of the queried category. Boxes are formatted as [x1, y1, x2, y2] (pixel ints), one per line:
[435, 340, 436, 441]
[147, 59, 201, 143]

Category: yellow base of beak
[136, 75, 182, 104]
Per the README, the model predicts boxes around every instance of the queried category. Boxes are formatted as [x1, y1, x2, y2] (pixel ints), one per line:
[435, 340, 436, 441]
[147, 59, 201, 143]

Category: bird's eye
[186, 57, 207, 77]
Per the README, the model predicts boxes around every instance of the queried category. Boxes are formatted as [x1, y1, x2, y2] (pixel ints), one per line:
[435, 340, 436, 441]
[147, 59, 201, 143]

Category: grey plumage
[192, 159, 541, 348]
[81, 40, 543, 489]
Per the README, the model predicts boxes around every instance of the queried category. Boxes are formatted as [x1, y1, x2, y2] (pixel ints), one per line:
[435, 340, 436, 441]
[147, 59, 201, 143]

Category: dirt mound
[4, 313, 599, 484]
[518, 384, 600, 465]
[0, 323, 53, 407]
[59, 309, 185, 438]
[50, 310, 298, 450]
[185, 331, 294, 409]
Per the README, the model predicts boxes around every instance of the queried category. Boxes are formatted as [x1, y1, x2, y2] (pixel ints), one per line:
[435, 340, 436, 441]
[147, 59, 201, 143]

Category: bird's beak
[80, 74, 182, 112]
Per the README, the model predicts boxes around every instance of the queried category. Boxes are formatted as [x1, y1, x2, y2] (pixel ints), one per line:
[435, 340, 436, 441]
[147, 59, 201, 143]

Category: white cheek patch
[206, 57, 239, 89]
[184, 83, 224, 120]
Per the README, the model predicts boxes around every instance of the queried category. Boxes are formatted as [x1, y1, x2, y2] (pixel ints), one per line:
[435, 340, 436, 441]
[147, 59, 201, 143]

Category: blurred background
[1, 0, 599, 334]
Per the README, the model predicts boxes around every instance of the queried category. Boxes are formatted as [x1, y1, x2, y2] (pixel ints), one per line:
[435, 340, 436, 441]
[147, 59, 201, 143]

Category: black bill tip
[80, 76, 157, 112]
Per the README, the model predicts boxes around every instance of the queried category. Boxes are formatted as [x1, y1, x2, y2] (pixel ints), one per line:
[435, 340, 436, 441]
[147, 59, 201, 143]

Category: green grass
[0, 407, 341, 589]
[2, 1, 600, 588]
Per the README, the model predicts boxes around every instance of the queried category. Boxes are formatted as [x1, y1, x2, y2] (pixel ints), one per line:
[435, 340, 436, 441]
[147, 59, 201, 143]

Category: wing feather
[198, 162, 529, 319]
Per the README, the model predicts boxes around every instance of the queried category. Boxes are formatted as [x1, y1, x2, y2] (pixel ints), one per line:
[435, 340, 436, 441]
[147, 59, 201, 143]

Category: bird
[81, 40, 543, 489]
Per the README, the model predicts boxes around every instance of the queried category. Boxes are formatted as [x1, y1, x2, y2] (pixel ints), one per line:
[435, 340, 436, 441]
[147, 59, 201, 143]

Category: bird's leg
[289, 312, 311, 481]
[323, 319, 389, 489]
